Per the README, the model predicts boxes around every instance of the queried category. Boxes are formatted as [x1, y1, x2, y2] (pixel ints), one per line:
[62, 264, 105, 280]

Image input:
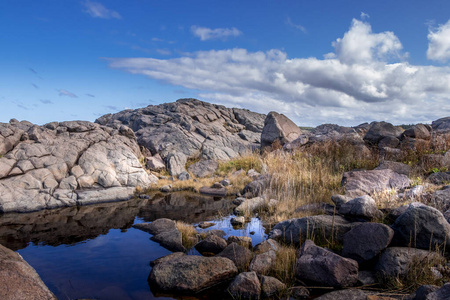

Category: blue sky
[1, 0, 450, 126]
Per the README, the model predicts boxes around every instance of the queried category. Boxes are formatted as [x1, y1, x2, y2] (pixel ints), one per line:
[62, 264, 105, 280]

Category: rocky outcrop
[363, 121, 404, 147]
[0, 243, 56, 300]
[341, 169, 410, 197]
[261, 111, 302, 149]
[95, 99, 265, 172]
[149, 254, 238, 293]
[432, 117, 450, 132]
[0, 120, 156, 213]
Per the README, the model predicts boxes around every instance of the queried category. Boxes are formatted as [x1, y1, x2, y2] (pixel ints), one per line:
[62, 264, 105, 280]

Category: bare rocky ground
[0, 98, 450, 299]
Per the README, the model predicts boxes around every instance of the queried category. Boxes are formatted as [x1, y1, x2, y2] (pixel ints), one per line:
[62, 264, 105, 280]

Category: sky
[1, 0, 450, 127]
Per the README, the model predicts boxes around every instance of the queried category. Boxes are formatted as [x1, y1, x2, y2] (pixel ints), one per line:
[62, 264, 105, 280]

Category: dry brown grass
[261, 150, 343, 224]
[216, 151, 264, 175]
[269, 244, 297, 286]
[175, 221, 198, 249]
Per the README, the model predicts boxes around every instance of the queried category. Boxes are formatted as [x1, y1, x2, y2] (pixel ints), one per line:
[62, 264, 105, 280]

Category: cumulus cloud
[191, 26, 242, 41]
[333, 19, 404, 65]
[58, 89, 78, 98]
[83, 1, 121, 19]
[427, 20, 450, 62]
[107, 19, 450, 126]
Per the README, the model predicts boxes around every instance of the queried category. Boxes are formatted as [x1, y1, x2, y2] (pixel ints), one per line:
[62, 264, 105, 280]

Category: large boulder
[0, 243, 56, 300]
[342, 223, 394, 264]
[149, 255, 238, 293]
[269, 215, 358, 246]
[338, 195, 383, 220]
[261, 111, 302, 149]
[391, 204, 450, 250]
[363, 121, 403, 146]
[341, 169, 410, 197]
[95, 98, 266, 162]
[402, 124, 431, 140]
[0, 120, 156, 213]
[295, 240, 359, 288]
[374, 247, 443, 278]
[432, 117, 450, 132]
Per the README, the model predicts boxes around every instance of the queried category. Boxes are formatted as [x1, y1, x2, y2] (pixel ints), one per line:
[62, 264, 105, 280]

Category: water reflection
[0, 192, 234, 251]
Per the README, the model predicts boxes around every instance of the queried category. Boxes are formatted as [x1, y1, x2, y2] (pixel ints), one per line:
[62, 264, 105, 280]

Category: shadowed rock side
[0, 243, 56, 300]
[0, 120, 157, 213]
[0, 192, 233, 251]
[95, 98, 266, 175]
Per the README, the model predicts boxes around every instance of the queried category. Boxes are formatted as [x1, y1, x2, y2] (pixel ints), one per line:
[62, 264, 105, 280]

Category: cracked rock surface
[95, 98, 265, 174]
[0, 119, 156, 213]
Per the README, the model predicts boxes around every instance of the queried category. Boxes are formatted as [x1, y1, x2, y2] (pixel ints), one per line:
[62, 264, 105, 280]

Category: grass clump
[216, 152, 263, 175]
[176, 221, 198, 249]
[269, 244, 297, 286]
[261, 150, 343, 224]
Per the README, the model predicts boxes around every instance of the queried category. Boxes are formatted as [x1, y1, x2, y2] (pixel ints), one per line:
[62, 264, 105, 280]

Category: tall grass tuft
[269, 244, 297, 286]
[175, 221, 198, 249]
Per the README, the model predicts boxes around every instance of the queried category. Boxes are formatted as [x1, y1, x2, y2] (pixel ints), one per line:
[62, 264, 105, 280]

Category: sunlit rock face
[0, 120, 156, 213]
[95, 98, 266, 175]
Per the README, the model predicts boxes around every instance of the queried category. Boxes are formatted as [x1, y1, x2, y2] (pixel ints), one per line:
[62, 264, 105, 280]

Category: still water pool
[0, 192, 267, 300]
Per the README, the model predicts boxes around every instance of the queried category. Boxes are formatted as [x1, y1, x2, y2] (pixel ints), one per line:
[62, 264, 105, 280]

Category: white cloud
[286, 17, 307, 33]
[107, 19, 450, 126]
[83, 1, 121, 19]
[191, 26, 242, 41]
[360, 12, 370, 20]
[427, 20, 450, 62]
[333, 19, 403, 65]
[58, 89, 78, 98]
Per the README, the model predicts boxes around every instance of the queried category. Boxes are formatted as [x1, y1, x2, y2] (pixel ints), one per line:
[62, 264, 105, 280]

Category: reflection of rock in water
[138, 192, 234, 223]
[0, 192, 233, 251]
[0, 198, 147, 251]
